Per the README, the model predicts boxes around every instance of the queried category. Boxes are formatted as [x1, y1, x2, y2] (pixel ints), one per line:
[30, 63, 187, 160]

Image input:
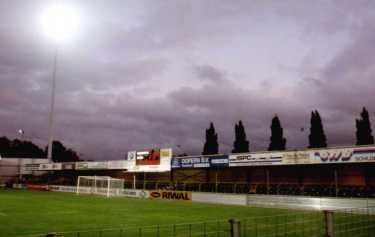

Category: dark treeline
[202, 107, 374, 155]
[0, 137, 80, 162]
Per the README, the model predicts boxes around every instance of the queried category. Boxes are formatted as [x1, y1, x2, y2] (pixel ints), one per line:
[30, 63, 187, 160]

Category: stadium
[1, 145, 375, 236]
[2, 1, 375, 237]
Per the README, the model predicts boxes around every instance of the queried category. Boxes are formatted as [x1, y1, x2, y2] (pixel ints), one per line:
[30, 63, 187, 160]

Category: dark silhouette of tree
[356, 107, 374, 145]
[0, 137, 46, 158]
[45, 140, 80, 162]
[202, 122, 219, 155]
[308, 110, 327, 148]
[232, 120, 249, 153]
[268, 115, 286, 151]
[0, 136, 12, 157]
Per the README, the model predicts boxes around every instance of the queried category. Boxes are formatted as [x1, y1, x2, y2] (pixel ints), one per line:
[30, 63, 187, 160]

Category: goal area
[76, 176, 124, 197]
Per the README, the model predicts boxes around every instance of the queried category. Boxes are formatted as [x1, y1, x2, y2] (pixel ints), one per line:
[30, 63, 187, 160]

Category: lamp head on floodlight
[41, 5, 81, 42]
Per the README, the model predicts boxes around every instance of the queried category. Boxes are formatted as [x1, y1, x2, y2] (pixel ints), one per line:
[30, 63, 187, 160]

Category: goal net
[76, 176, 124, 197]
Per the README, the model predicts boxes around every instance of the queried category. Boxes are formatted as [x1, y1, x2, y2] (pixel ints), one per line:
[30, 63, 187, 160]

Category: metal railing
[124, 181, 375, 198]
[240, 211, 325, 237]
[332, 206, 375, 236]
[17, 219, 231, 237]
[17, 207, 375, 237]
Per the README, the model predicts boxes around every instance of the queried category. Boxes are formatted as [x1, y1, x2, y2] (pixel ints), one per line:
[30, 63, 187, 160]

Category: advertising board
[122, 189, 149, 198]
[312, 147, 375, 164]
[75, 162, 89, 170]
[87, 161, 108, 169]
[229, 152, 283, 167]
[62, 163, 75, 170]
[38, 163, 62, 171]
[149, 190, 192, 201]
[172, 155, 229, 168]
[127, 148, 172, 172]
[282, 151, 311, 165]
[107, 160, 127, 169]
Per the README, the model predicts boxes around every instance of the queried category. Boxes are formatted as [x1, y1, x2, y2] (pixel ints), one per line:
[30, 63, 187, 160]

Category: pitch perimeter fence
[16, 207, 375, 237]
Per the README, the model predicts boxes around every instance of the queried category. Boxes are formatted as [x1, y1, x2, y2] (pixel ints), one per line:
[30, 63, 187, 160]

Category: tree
[45, 140, 80, 162]
[356, 107, 374, 145]
[202, 122, 219, 155]
[268, 115, 286, 151]
[0, 136, 11, 157]
[308, 110, 327, 148]
[232, 120, 249, 153]
[0, 137, 45, 158]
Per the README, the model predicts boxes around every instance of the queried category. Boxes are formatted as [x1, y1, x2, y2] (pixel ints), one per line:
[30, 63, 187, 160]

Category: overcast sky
[0, 0, 374, 160]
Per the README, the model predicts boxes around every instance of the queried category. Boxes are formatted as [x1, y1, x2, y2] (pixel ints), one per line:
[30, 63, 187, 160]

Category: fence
[124, 181, 375, 198]
[17, 219, 231, 237]
[332, 207, 375, 236]
[16, 207, 375, 237]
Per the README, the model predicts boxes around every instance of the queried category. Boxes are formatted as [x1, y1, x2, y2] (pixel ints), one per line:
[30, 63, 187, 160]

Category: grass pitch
[0, 189, 301, 236]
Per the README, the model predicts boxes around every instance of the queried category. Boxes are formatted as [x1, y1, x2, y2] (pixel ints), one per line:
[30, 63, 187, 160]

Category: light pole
[41, 5, 81, 162]
[47, 47, 58, 161]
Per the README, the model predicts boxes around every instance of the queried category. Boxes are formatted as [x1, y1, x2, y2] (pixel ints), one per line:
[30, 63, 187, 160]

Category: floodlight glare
[41, 5, 81, 42]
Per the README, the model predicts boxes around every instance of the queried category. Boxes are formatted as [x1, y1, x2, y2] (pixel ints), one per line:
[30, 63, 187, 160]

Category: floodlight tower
[41, 5, 81, 162]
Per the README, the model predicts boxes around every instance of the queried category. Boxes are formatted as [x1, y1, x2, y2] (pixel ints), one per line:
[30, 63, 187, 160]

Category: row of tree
[202, 107, 374, 155]
[0, 137, 80, 162]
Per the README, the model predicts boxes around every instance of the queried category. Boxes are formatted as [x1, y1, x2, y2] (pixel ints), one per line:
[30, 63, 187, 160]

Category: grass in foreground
[0, 189, 299, 236]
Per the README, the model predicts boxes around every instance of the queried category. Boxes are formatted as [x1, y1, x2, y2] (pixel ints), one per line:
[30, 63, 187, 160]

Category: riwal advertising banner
[172, 155, 229, 168]
[312, 146, 375, 164]
[229, 152, 284, 167]
[149, 190, 192, 201]
[126, 148, 172, 172]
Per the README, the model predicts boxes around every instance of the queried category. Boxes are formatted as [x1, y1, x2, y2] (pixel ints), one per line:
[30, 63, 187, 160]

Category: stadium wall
[0, 158, 48, 184]
[47, 185, 375, 210]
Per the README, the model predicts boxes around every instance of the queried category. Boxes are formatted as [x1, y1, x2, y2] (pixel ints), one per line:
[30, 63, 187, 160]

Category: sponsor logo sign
[107, 160, 127, 169]
[312, 147, 375, 163]
[172, 155, 229, 168]
[122, 189, 149, 198]
[282, 151, 311, 164]
[353, 148, 375, 162]
[229, 153, 283, 167]
[160, 149, 172, 158]
[24, 164, 41, 171]
[62, 163, 75, 170]
[38, 163, 62, 170]
[149, 190, 192, 201]
[75, 162, 89, 170]
[87, 161, 108, 169]
[313, 148, 353, 163]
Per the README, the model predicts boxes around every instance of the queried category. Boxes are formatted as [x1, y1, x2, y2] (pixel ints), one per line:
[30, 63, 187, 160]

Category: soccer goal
[76, 176, 124, 197]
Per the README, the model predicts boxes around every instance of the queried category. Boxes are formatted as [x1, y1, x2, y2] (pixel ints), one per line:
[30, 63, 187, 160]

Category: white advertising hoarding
[311, 146, 375, 164]
[229, 152, 284, 167]
[38, 163, 62, 170]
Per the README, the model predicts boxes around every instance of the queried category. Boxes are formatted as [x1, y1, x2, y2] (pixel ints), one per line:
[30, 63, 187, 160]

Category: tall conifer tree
[268, 115, 286, 151]
[308, 110, 327, 148]
[202, 122, 219, 155]
[356, 107, 374, 145]
[232, 120, 249, 153]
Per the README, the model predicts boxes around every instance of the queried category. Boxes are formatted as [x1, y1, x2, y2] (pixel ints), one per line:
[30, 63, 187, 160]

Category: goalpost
[76, 176, 124, 197]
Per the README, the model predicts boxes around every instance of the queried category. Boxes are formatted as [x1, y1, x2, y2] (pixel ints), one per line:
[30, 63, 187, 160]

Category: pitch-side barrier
[48, 185, 375, 210]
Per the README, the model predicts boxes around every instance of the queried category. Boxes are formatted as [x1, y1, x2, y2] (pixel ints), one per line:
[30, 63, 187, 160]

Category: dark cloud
[0, 0, 374, 159]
